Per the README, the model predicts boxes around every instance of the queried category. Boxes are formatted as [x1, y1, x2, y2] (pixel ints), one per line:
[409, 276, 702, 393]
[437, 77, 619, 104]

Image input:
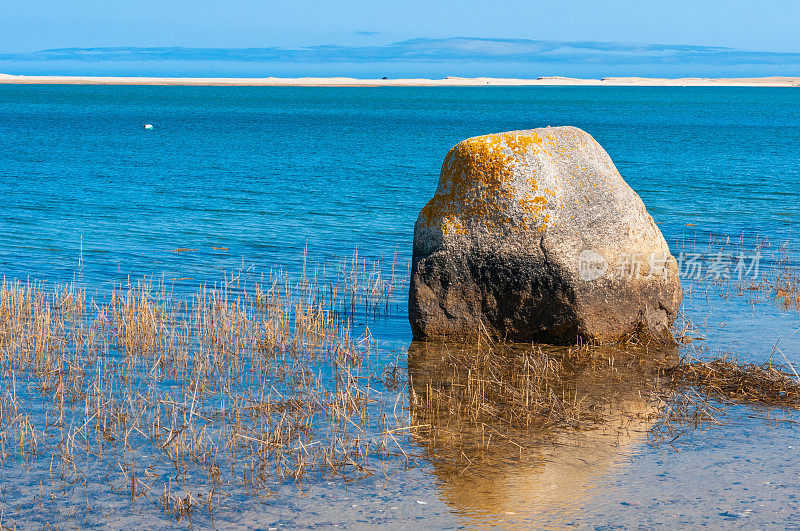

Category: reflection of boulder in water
[408, 341, 677, 527]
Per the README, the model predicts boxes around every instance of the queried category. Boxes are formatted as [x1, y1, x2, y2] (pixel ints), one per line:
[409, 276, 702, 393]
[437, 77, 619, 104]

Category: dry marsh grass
[0, 254, 413, 525]
[0, 241, 798, 526]
[406, 339, 679, 465]
[407, 336, 800, 469]
[775, 273, 800, 310]
[673, 233, 800, 312]
[663, 356, 800, 408]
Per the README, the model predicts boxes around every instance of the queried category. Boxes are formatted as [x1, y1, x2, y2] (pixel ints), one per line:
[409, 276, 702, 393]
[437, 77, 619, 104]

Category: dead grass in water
[0, 240, 798, 524]
[740, 243, 800, 311]
[406, 338, 679, 465]
[681, 234, 800, 312]
[775, 273, 800, 310]
[663, 356, 800, 408]
[0, 253, 414, 525]
[407, 333, 800, 468]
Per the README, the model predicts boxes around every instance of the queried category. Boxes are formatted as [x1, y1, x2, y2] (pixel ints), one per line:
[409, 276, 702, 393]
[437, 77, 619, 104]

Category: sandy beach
[0, 73, 798, 87]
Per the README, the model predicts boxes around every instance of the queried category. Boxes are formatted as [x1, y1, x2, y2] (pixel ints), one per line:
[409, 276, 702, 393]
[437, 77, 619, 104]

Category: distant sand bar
[0, 74, 798, 87]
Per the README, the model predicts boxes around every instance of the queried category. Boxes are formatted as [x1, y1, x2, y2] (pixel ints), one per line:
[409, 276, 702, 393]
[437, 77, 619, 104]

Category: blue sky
[1, 1, 799, 77]
[1, 0, 798, 53]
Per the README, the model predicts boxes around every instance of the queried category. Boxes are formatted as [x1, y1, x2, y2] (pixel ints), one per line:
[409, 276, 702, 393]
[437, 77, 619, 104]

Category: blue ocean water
[2, 84, 800, 529]
[0, 85, 798, 353]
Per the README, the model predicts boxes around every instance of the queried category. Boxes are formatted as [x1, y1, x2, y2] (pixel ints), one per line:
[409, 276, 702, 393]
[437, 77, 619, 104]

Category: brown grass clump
[645, 354, 800, 451]
[775, 273, 800, 310]
[663, 357, 800, 408]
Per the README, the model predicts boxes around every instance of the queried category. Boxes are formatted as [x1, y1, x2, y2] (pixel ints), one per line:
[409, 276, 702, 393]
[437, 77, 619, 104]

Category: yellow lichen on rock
[441, 214, 466, 236]
[419, 130, 552, 234]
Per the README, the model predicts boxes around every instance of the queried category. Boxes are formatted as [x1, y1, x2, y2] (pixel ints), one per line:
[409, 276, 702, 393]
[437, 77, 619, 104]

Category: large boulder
[409, 126, 682, 344]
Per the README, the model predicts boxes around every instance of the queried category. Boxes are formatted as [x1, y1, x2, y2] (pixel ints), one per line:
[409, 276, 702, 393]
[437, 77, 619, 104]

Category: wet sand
[0, 74, 798, 87]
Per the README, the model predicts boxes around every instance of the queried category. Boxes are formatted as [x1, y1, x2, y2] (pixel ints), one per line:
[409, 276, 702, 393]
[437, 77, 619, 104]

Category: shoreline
[0, 74, 799, 87]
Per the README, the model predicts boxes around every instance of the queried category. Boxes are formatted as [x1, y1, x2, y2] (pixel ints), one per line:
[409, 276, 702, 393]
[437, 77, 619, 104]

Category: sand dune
[0, 74, 798, 87]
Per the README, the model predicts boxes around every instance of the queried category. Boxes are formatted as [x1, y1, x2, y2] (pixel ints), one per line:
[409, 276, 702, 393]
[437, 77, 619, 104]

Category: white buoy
[144, 124, 154, 130]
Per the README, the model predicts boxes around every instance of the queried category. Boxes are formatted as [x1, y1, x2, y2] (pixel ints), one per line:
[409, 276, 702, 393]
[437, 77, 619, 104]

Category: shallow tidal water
[0, 85, 799, 528]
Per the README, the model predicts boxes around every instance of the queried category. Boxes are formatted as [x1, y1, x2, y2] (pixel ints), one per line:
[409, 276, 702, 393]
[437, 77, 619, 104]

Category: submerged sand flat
[0, 73, 798, 87]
